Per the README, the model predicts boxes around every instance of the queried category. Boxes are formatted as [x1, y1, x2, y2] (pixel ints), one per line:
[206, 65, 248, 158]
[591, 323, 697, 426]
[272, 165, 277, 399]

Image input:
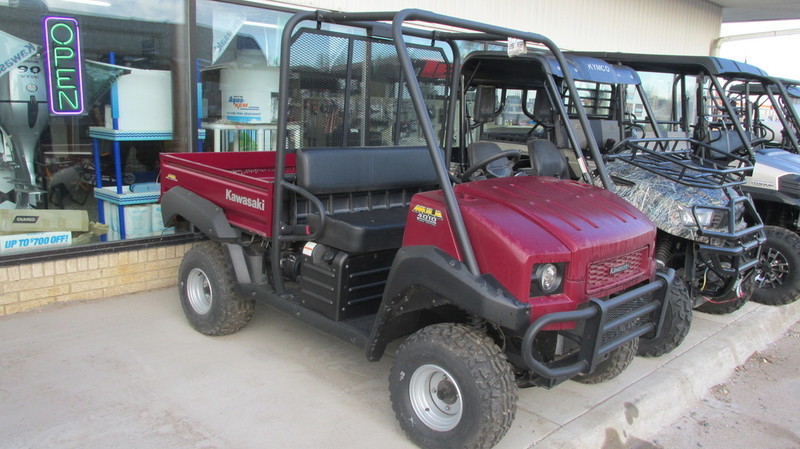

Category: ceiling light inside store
[243, 21, 278, 29]
[61, 0, 111, 6]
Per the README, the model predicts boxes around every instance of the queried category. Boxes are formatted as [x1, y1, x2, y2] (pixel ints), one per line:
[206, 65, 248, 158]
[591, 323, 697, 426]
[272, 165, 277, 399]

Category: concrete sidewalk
[1, 289, 798, 449]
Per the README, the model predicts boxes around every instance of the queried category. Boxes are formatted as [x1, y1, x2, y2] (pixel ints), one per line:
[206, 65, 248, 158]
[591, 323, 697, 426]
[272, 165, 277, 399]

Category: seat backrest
[294, 146, 438, 217]
[527, 139, 569, 178]
[706, 129, 752, 155]
[296, 146, 438, 195]
[590, 120, 621, 151]
[568, 119, 620, 152]
[569, 119, 589, 150]
[532, 89, 555, 127]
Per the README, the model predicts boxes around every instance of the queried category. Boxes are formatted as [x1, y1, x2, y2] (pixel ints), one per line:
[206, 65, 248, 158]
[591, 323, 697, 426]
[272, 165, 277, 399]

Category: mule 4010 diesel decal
[412, 205, 443, 226]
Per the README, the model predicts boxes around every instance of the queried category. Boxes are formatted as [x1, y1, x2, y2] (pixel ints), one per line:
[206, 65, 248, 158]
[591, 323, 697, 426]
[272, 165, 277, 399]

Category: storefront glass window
[196, 0, 292, 152]
[0, 0, 185, 255]
[196, 3, 453, 152]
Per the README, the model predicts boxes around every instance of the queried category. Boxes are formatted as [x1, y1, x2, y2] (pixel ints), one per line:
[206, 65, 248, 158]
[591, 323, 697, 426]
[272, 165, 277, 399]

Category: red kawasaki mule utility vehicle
[160, 10, 673, 449]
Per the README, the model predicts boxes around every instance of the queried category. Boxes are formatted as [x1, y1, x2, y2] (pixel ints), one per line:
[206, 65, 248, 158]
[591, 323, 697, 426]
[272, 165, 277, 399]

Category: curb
[531, 299, 800, 448]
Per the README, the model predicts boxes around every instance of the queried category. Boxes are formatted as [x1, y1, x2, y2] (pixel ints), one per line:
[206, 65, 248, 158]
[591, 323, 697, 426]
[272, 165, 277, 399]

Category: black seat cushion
[307, 208, 409, 253]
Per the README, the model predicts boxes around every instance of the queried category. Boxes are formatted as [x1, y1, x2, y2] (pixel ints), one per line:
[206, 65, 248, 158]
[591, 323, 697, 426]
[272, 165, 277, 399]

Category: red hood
[404, 176, 656, 303]
[456, 176, 654, 255]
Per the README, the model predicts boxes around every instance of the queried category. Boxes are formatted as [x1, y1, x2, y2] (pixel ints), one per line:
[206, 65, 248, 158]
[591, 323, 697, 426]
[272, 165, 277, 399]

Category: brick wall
[0, 242, 195, 316]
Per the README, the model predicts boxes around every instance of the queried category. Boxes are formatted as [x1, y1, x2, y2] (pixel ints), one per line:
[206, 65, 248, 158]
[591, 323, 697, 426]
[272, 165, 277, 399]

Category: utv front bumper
[692, 194, 765, 298]
[520, 269, 674, 383]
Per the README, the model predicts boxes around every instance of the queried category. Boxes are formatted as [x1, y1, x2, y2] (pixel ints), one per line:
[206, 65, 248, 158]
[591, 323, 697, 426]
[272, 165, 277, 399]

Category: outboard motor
[0, 54, 49, 208]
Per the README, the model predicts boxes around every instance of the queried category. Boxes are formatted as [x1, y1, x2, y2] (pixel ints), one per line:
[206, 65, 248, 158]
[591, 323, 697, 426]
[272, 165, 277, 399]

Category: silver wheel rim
[756, 247, 790, 289]
[408, 364, 463, 431]
[186, 268, 213, 315]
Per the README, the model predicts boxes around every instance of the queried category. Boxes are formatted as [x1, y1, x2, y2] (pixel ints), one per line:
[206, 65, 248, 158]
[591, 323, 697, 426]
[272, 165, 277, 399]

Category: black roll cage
[572, 53, 782, 163]
[727, 78, 800, 153]
[458, 51, 597, 184]
[269, 9, 611, 294]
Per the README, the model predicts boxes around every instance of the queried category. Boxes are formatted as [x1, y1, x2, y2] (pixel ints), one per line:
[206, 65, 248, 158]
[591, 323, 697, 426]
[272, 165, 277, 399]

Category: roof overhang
[715, 0, 800, 22]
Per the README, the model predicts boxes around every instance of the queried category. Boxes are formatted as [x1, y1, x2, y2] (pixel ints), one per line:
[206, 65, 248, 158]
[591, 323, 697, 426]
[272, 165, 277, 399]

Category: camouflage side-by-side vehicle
[579, 52, 799, 308]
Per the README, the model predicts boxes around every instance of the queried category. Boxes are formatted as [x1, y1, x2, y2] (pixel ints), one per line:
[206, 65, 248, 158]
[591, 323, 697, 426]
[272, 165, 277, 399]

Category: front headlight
[531, 263, 564, 296]
[679, 206, 714, 228]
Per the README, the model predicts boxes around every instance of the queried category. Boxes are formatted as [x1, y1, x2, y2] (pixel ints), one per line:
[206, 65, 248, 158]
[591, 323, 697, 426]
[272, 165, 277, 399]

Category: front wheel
[695, 274, 753, 315]
[573, 335, 638, 384]
[752, 226, 800, 306]
[178, 241, 255, 335]
[389, 324, 517, 449]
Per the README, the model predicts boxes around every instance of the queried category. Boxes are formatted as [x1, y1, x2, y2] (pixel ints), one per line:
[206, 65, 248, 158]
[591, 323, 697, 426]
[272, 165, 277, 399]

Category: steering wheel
[625, 123, 647, 139]
[607, 137, 635, 155]
[461, 149, 521, 182]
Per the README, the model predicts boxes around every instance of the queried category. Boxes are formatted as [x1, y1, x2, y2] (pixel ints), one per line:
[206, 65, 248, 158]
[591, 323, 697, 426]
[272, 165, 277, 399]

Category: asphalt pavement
[1, 288, 798, 449]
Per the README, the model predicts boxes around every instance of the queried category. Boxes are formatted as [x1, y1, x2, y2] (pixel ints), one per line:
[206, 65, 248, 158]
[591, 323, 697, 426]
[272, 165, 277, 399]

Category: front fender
[365, 246, 530, 361]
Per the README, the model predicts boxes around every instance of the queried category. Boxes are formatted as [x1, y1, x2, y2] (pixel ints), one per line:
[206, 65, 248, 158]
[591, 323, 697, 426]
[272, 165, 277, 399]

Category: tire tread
[179, 241, 254, 336]
[389, 324, 516, 449]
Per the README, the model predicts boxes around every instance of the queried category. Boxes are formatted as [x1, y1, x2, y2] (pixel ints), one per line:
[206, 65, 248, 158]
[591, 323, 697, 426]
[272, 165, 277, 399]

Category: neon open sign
[43, 16, 85, 116]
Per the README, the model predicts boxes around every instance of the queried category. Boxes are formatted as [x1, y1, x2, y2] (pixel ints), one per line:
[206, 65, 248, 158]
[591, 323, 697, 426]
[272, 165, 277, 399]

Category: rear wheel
[637, 278, 692, 357]
[178, 241, 254, 335]
[752, 226, 800, 306]
[389, 324, 517, 449]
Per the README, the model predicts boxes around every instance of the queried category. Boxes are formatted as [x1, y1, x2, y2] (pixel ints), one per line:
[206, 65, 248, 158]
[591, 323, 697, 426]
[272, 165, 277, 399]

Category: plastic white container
[220, 54, 279, 124]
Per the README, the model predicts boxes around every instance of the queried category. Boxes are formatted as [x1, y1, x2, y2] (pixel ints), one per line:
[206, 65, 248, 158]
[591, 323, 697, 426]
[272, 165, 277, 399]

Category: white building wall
[260, 0, 723, 55]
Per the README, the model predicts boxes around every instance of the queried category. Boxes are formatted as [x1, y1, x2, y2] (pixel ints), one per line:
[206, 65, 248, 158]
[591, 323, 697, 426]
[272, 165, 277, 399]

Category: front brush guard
[521, 269, 674, 382]
[692, 193, 765, 298]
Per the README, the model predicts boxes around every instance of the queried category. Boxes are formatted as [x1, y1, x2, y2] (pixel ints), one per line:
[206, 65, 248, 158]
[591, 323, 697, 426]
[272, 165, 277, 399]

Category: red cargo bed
[160, 151, 296, 237]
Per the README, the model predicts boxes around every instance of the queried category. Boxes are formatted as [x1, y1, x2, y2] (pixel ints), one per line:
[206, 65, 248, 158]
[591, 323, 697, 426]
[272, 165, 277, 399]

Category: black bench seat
[295, 146, 438, 254]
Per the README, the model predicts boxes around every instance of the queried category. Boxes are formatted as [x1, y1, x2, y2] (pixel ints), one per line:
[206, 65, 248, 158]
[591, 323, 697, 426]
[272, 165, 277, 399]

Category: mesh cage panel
[406, 46, 451, 145]
[352, 39, 397, 146]
[288, 32, 349, 148]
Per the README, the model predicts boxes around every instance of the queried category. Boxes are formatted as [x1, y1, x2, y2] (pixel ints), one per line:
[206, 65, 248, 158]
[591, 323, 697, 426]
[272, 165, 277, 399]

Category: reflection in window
[196, 0, 291, 151]
[286, 29, 451, 149]
[637, 71, 698, 133]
